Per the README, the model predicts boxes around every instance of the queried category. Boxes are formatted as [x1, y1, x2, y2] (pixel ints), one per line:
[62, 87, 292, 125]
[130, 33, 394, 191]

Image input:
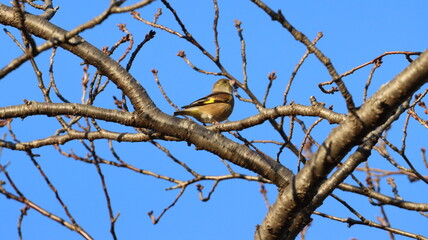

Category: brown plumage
[174, 79, 234, 124]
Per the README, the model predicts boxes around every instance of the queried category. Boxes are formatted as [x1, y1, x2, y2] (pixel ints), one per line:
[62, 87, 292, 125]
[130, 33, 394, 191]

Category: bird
[174, 78, 234, 124]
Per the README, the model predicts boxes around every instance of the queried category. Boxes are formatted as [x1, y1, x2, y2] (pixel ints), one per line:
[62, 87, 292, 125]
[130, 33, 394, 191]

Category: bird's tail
[173, 111, 185, 116]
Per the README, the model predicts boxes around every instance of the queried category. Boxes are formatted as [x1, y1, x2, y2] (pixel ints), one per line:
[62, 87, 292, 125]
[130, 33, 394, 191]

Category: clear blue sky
[1, 1, 427, 239]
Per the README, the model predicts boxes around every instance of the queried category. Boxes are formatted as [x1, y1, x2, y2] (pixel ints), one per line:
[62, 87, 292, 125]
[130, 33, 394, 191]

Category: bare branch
[256, 48, 428, 239]
[250, 0, 356, 112]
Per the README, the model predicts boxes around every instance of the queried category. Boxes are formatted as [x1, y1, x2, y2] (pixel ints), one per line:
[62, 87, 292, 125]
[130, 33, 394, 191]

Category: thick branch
[0, 4, 293, 188]
[0, 102, 137, 126]
[256, 50, 428, 240]
[209, 103, 345, 132]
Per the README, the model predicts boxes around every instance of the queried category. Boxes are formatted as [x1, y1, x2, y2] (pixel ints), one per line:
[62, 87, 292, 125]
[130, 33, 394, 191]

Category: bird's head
[212, 78, 233, 94]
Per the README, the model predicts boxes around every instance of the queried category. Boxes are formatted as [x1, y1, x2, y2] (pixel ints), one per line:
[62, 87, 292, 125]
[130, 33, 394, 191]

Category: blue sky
[1, 1, 427, 239]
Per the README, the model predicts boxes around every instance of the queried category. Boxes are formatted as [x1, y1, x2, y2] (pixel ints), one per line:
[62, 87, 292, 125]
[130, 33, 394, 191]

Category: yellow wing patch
[203, 98, 216, 104]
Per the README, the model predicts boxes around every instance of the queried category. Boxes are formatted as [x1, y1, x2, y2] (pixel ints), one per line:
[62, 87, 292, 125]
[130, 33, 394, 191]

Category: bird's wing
[182, 92, 232, 109]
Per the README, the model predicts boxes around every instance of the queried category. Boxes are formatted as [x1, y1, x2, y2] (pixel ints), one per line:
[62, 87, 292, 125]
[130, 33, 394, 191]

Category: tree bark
[255, 50, 428, 240]
[0, 4, 293, 188]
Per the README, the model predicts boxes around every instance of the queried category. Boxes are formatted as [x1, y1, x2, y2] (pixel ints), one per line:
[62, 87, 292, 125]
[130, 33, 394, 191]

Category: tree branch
[256, 50, 428, 240]
[0, 4, 294, 188]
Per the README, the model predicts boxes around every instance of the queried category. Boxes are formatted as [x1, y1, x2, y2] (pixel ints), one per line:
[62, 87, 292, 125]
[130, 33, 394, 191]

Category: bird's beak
[229, 79, 237, 89]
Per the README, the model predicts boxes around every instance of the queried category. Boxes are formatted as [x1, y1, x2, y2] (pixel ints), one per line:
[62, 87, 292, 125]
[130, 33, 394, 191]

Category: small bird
[174, 79, 234, 124]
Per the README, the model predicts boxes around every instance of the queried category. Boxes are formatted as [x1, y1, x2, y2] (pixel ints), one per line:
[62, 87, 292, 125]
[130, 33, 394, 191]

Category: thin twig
[91, 142, 118, 240]
[213, 0, 220, 61]
[26, 150, 78, 225]
[314, 210, 428, 240]
[262, 72, 276, 107]
[234, 19, 248, 85]
[197, 181, 220, 201]
[363, 58, 382, 101]
[283, 32, 323, 106]
[148, 187, 186, 224]
[152, 69, 180, 110]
